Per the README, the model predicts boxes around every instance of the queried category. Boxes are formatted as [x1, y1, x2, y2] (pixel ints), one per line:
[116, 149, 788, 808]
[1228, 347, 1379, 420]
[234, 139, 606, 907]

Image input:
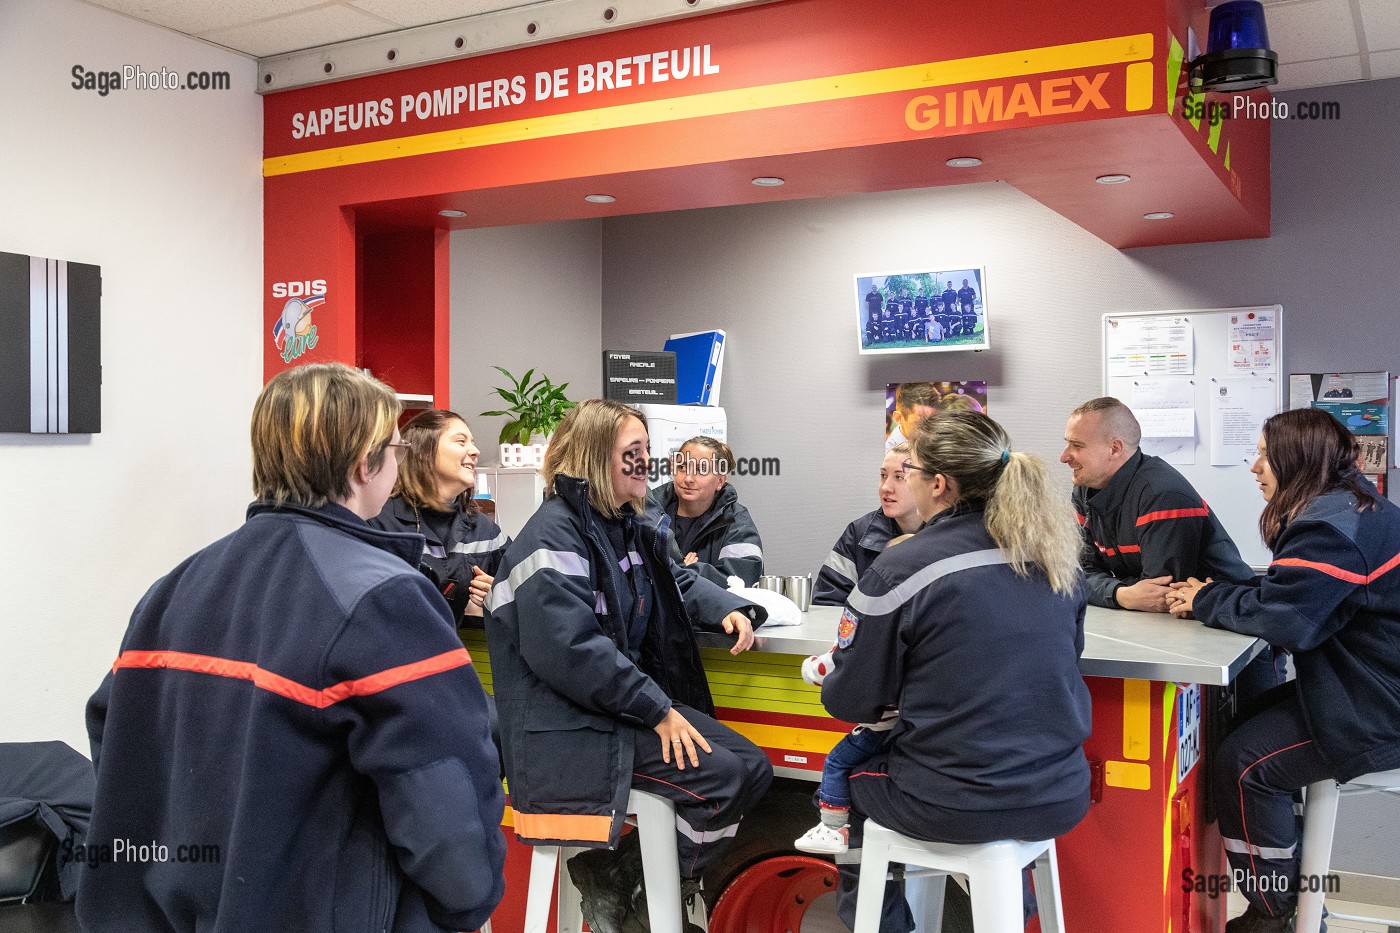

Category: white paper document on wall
[1210, 378, 1275, 465]
[1227, 309, 1277, 373]
[1107, 316, 1194, 377]
[1131, 378, 1196, 464]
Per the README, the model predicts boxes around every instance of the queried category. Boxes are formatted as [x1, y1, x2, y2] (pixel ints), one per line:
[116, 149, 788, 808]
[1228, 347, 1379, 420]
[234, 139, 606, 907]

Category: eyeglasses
[901, 459, 938, 476]
[385, 441, 410, 465]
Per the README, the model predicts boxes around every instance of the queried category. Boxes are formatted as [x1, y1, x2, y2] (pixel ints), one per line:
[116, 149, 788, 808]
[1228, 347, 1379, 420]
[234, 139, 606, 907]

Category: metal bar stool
[852, 820, 1064, 933]
[523, 788, 690, 933]
[1295, 768, 1400, 933]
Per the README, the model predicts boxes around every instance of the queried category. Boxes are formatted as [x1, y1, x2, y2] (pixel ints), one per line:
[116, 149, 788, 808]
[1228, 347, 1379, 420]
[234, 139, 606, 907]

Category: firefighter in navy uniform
[813, 443, 922, 606]
[485, 399, 772, 933]
[958, 278, 979, 336]
[1168, 409, 1400, 933]
[1060, 397, 1253, 612]
[940, 281, 959, 334]
[371, 409, 509, 626]
[648, 436, 764, 587]
[821, 410, 1091, 932]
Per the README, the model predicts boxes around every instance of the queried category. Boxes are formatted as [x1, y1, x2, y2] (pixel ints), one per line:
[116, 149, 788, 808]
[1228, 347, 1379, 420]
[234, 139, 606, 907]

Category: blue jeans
[818, 725, 895, 809]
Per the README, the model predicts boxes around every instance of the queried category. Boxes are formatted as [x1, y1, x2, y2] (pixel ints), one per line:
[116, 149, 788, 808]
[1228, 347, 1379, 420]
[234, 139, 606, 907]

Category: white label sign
[1177, 684, 1201, 783]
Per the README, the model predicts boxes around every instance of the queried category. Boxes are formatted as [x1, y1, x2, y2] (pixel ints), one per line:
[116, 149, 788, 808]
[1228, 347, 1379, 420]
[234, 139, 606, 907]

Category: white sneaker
[794, 822, 849, 854]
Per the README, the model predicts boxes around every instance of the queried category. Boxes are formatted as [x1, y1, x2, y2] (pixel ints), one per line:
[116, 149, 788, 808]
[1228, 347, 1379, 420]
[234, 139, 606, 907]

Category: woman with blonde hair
[820, 409, 1092, 932]
[647, 435, 765, 586]
[484, 399, 772, 933]
[371, 409, 508, 624]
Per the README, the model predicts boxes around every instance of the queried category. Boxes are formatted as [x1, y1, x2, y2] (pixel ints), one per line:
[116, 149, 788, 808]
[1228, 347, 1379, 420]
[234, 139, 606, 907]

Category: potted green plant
[481, 365, 577, 446]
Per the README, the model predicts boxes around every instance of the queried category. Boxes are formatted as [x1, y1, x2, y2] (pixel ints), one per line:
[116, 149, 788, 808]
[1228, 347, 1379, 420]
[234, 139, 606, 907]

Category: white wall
[0, 0, 262, 753]
[450, 221, 603, 452]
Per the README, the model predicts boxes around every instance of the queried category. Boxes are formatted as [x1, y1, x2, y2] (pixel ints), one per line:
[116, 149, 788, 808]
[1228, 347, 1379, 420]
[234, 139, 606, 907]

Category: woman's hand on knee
[654, 708, 712, 770]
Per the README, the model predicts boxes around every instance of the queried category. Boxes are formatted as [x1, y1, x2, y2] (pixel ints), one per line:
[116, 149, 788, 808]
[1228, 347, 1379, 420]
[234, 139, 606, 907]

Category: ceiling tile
[200, 4, 402, 57]
[1370, 48, 1400, 79]
[82, 0, 330, 37]
[1358, 0, 1400, 52]
[1273, 53, 1365, 89]
[1264, 0, 1362, 61]
[348, 0, 523, 30]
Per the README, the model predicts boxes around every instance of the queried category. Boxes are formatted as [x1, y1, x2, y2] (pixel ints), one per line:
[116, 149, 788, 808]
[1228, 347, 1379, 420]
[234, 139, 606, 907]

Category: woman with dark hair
[371, 409, 508, 624]
[822, 409, 1092, 932]
[485, 400, 772, 933]
[647, 435, 765, 586]
[1168, 408, 1400, 933]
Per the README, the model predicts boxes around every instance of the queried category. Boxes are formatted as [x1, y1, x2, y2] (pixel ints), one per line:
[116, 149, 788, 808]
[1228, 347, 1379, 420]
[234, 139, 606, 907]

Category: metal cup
[756, 575, 784, 592]
[783, 574, 813, 611]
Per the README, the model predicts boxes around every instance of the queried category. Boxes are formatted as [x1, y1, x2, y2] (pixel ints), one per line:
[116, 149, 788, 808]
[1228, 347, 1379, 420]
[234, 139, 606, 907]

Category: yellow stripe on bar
[1123, 678, 1152, 761]
[264, 33, 1155, 176]
[1105, 760, 1152, 790]
[725, 720, 846, 754]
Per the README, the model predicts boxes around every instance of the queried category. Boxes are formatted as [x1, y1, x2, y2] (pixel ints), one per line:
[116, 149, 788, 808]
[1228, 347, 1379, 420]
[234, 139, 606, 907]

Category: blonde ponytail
[911, 410, 1083, 596]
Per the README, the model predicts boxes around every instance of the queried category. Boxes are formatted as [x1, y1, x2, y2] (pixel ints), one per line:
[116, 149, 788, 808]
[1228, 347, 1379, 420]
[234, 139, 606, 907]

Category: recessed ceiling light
[1096, 174, 1132, 185]
[437, 209, 467, 218]
[751, 176, 785, 187]
[1143, 211, 1175, 220]
[946, 157, 982, 168]
[584, 194, 616, 203]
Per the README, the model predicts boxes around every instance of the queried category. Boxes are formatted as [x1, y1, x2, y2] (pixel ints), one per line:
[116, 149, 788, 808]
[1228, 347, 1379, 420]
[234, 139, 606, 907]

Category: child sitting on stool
[794, 534, 912, 854]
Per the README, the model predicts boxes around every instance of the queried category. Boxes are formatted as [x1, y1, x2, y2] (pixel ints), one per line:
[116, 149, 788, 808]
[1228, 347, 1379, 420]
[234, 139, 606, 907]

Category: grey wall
[450, 221, 604, 451]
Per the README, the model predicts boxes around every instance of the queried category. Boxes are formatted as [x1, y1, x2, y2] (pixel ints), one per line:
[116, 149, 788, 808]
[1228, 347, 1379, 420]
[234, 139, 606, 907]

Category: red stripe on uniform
[1096, 543, 1142, 557]
[1136, 502, 1210, 526]
[111, 648, 472, 709]
[1271, 549, 1400, 585]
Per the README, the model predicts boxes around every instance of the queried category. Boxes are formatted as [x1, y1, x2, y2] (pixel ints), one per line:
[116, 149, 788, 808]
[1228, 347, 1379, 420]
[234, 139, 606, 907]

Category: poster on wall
[885, 381, 988, 449]
[1290, 371, 1392, 483]
[855, 267, 988, 355]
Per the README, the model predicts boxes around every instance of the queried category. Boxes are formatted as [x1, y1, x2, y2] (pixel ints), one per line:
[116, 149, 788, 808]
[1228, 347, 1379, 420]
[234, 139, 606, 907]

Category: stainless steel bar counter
[700, 602, 1265, 686]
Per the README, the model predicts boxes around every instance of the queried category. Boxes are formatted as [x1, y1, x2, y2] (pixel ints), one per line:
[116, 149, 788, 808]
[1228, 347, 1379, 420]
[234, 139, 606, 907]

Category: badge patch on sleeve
[837, 608, 860, 648]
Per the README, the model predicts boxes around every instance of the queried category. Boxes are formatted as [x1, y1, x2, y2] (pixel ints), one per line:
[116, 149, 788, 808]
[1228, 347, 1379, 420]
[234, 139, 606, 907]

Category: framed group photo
[854, 266, 988, 355]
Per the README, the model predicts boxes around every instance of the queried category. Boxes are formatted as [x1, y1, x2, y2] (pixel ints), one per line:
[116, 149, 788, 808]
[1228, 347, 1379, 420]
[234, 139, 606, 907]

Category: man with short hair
[1061, 397, 1253, 612]
[79, 363, 506, 933]
[886, 381, 942, 450]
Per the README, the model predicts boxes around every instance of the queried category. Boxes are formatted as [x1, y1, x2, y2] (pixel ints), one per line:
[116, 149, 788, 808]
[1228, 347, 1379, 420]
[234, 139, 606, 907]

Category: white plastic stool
[523, 788, 692, 933]
[1295, 768, 1400, 933]
[852, 820, 1064, 933]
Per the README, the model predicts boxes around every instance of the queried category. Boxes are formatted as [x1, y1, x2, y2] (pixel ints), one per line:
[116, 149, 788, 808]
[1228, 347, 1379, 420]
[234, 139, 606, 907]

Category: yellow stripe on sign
[1163, 759, 1179, 894]
[264, 33, 1155, 176]
[1123, 678, 1152, 761]
[725, 720, 845, 755]
[1126, 61, 1154, 111]
[1166, 34, 1186, 116]
[1105, 760, 1152, 790]
[1162, 682, 1177, 758]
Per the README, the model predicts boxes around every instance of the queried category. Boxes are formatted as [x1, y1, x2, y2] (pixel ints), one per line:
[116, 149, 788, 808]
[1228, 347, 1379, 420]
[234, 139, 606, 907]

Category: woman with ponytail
[820, 409, 1092, 933]
[1167, 408, 1400, 933]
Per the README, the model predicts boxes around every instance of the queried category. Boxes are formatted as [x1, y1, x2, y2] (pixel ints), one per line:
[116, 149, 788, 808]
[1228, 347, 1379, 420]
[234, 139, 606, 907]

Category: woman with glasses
[371, 409, 509, 626]
[820, 409, 1092, 932]
[647, 435, 765, 586]
[813, 441, 922, 606]
[1166, 408, 1400, 933]
[484, 400, 771, 933]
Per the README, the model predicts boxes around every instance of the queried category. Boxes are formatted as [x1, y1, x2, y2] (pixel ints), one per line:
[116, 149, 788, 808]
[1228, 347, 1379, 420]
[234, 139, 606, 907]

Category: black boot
[628, 875, 706, 933]
[567, 833, 643, 933]
[1226, 904, 1295, 933]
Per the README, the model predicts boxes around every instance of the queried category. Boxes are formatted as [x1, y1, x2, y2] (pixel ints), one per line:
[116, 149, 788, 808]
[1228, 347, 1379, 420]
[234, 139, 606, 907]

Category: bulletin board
[1102, 306, 1283, 570]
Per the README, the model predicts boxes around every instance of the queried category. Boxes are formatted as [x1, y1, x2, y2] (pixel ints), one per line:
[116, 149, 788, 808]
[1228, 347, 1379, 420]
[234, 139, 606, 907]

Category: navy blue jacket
[813, 509, 903, 606]
[822, 502, 1092, 814]
[1194, 489, 1400, 781]
[1074, 450, 1253, 608]
[485, 476, 763, 848]
[78, 502, 506, 933]
[371, 495, 511, 622]
[647, 482, 764, 587]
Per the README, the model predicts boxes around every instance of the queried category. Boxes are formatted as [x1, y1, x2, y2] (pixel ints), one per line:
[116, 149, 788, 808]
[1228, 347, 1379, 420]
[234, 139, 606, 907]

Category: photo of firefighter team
[854, 267, 989, 355]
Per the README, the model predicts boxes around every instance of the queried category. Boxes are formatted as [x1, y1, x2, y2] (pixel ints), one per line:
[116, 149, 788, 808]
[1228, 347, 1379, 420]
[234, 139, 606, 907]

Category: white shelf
[396, 393, 433, 409]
